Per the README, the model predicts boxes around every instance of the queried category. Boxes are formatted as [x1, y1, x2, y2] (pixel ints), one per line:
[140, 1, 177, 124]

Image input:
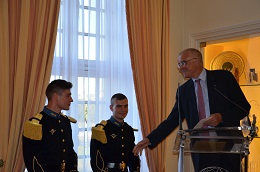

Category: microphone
[213, 85, 257, 137]
[213, 85, 249, 118]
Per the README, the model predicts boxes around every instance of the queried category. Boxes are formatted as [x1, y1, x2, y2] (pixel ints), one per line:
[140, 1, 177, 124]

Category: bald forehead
[178, 49, 202, 61]
[178, 51, 191, 61]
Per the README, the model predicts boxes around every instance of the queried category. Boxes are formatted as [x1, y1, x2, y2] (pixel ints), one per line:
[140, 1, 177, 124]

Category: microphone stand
[244, 136, 250, 172]
[244, 115, 258, 172]
[177, 83, 184, 172]
[177, 130, 185, 172]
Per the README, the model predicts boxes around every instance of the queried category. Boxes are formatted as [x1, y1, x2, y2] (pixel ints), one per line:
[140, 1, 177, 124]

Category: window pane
[100, 11, 104, 35]
[78, 35, 84, 59]
[78, 77, 96, 101]
[88, 10, 96, 34]
[77, 103, 87, 128]
[83, 8, 89, 33]
[88, 78, 96, 101]
[50, 75, 63, 80]
[59, 4, 63, 30]
[88, 0, 96, 8]
[78, 8, 83, 33]
[100, 37, 104, 61]
[86, 103, 96, 127]
[101, 0, 105, 9]
[54, 33, 61, 57]
[84, 36, 96, 60]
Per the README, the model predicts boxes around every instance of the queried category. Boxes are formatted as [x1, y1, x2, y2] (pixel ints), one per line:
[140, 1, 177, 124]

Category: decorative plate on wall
[210, 51, 245, 77]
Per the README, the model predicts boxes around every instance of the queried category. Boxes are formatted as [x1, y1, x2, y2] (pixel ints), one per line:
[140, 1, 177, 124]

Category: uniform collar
[43, 106, 60, 119]
[109, 116, 124, 127]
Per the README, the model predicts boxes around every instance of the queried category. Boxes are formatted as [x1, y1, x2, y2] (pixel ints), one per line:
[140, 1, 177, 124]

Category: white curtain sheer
[51, 0, 148, 171]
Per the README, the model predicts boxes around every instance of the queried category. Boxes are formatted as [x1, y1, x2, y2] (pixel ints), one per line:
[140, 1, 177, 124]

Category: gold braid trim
[23, 114, 43, 140]
[91, 120, 107, 144]
[33, 156, 44, 172]
[96, 150, 108, 172]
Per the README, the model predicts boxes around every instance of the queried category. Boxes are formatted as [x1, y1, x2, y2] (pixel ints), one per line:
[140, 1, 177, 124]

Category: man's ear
[53, 92, 59, 100]
[109, 105, 113, 111]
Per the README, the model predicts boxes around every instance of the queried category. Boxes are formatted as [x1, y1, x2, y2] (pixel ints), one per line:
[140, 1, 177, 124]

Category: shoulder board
[60, 113, 77, 123]
[124, 122, 138, 132]
[133, 128, 139, 132]
[100, 120, 107, 126]
[91, 120, 107, 144]
[23, 114, 43, 140]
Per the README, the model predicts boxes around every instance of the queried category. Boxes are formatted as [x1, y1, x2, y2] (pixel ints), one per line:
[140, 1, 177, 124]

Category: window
[51, 0, 148, 171]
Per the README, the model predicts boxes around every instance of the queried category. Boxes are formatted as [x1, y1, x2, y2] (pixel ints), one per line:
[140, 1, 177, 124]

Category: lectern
[173, 126, 257, 172]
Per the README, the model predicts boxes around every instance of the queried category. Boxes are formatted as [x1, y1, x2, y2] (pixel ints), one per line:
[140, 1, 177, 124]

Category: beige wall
[183, 0, 260, 48]
[167, 0, 260, 171]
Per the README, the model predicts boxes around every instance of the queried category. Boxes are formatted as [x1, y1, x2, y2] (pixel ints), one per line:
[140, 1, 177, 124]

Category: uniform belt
[107, 162, 126, 171]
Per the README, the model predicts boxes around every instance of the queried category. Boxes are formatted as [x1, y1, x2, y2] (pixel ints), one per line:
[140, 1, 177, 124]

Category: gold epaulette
[60, 113, 77, 123]
[23, 114, 43, 140]
[91, 120, 107, 144]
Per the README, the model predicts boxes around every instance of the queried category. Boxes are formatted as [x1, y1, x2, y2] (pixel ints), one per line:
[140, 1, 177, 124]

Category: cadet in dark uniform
[90, 93, 140, 172]
[22, 79, 78, 172]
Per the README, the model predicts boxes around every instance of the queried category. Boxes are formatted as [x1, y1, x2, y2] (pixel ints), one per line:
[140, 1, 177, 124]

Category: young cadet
[23, 79, 78, 172]
[90, 93, 140, 172]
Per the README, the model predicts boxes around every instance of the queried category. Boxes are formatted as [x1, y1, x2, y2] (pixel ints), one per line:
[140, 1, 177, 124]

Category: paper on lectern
[193, 116, 212, 129]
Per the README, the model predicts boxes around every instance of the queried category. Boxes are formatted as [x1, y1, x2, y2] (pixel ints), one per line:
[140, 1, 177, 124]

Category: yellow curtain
[126, 0, 169, 171]
[0, 0, 60, 171]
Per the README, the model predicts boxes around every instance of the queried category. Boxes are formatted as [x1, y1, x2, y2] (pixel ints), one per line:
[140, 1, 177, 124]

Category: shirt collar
[43, 106, 60, 119]
[109, 116, 124, 127]
[192, 68, 206, 82]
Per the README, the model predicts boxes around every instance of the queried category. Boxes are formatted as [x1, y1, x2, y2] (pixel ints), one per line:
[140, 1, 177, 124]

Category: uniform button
[62, 139, 65, 142]
[122, 153, 124, 156]
[62, 160, 65, 163]
[63, 149, 66, 152]
[122, 145, 124, 147]
[59, 120, 61, 123]
[121, 129, 123, 132]
[61, 129, 64, 132]
[122, 137, 124, 139]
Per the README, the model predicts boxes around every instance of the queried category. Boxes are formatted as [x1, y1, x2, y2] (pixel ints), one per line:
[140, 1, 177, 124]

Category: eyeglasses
[177, 58, 197, 68]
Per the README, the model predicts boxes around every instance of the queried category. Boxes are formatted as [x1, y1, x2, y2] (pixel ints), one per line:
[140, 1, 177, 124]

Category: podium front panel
[173, 127, 247, 154]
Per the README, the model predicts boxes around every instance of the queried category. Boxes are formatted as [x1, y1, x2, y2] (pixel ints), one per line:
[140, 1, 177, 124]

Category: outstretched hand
[133, 138, 150, 156]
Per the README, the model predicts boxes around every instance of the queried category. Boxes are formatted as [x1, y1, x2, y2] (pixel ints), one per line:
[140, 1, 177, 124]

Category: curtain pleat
[126, 0, 169, 171]
[0, 0, 60, 171]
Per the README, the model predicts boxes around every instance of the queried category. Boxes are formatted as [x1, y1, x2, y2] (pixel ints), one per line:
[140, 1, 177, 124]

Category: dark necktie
[196, 79, 206, 120]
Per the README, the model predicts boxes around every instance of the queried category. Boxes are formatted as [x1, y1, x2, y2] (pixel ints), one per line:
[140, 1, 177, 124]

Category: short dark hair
[46, 79, 73, 100]
[110, 93, 127, 105]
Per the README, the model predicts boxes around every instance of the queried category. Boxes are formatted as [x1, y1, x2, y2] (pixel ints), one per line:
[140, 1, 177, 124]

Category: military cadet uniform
[22, 106, 78, 172]
[90, 117, 140, 172]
